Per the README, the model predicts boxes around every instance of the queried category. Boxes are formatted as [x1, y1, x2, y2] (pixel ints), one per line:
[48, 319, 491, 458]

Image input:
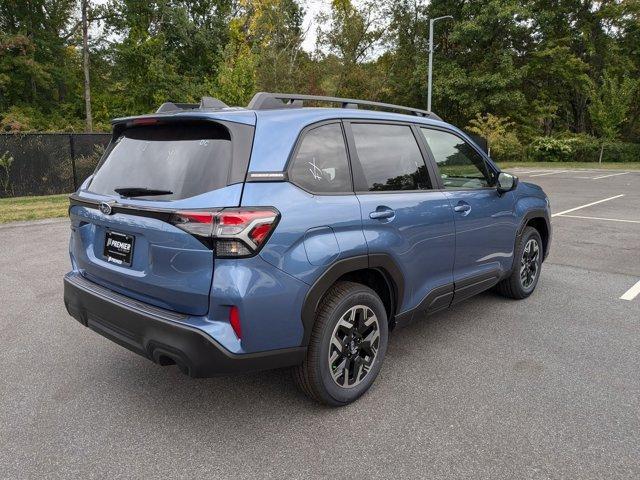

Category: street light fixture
[427, 15, 453, 112]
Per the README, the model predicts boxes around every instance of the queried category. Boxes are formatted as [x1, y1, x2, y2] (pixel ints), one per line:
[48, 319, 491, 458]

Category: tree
[213, 15, 257, 106]
[316, 0, 384, 97]
[424, 0, 531, 125]
[0, 0, 83, 130]
[589, 72, 637, 162]
[467, 113, 522, 161]
[99, 0, 232, 115]
[243, 0, 307, 93]
[381, 0, 429, 108]
[81, 0, 92, 131]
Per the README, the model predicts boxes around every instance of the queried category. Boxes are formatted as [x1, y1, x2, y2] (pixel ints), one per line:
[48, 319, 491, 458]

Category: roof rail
[156, 96, 229, 113]
[247, 92, 441, 120]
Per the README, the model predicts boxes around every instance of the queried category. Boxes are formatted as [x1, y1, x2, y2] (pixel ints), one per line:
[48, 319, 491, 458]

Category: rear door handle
[369, 208, 395, 220]
[454, 201, 471, 213]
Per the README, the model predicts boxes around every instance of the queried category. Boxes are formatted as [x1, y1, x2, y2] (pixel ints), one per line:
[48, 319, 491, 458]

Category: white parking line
[558, 214, 640, 224]
[620, 280, 640, 301]
[529, 170, 568, 177]
[591, 172, 630, 180]
[551, 194, 625, 217]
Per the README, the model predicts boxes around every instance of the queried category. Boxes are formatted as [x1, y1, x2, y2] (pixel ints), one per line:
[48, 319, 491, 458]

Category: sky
[300, 0, 330, 51]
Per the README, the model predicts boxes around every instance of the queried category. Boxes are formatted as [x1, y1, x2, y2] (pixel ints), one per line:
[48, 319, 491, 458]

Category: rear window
[88, 123, 233, 200]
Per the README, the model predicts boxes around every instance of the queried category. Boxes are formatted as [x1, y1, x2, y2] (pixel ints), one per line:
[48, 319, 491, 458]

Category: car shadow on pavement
[83, 290, 514, 424]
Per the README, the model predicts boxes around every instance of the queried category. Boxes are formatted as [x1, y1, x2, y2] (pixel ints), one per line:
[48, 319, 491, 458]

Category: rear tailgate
[68, 116, 254, 316]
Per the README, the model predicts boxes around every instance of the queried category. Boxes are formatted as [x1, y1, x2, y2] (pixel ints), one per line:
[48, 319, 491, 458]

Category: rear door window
[288, 123, 352, 193]
[88, 123, 233, 200]
[350, 123, 431, 191]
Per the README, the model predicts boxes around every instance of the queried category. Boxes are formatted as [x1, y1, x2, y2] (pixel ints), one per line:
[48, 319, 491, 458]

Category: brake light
[170, 208, 279, 257]
[131, 117, 159, 126]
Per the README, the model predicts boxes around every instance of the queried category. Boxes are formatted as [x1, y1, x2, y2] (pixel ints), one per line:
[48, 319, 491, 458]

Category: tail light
[170, 208, 279, 258]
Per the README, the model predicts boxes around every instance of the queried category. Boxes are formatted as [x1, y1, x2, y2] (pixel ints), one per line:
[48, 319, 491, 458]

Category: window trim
[416, 125, 499, 191]
[343, 119, 440, 194]
[285, 119, 355, 196]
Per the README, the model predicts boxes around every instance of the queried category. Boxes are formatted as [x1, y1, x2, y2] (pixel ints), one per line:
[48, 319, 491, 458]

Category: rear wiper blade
[114, 187, 173, 197]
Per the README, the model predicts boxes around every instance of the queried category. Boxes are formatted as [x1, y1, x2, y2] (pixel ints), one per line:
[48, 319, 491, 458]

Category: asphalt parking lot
[1, 168, 639, 479]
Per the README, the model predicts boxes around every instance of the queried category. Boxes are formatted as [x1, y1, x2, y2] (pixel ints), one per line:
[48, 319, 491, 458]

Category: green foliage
[589, 72, 638, 141]
[316, 0, 384, 97]
[0, 0, 638, 161]
[528, 136, 580, 162]
[213, 18, 257, 106]
[245, 0, 307, 93]
[0, 1, 83, 129]
[527, 135, 640, 163]
[467, 113, 522, 162]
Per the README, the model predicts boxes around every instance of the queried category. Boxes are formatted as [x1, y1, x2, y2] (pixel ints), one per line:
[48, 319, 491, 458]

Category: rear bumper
[63, 272, 306, 377]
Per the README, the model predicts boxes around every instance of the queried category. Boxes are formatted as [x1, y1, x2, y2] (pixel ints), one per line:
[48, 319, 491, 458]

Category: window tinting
[289, 123, 351, 193]
[351, 123, 430, 192]
[89, 123, 233, 200]
[420, 128, 495, 189]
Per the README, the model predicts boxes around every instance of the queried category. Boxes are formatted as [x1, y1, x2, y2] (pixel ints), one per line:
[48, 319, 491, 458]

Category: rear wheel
[293, 281, 388, 406]
[496, 226, 543, 299]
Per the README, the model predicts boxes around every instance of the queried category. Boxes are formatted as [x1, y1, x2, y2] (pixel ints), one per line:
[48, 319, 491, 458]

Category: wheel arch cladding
[515, 206, 551, 262]
[525, 217, 549, 259]
[300, 254, 404, 346]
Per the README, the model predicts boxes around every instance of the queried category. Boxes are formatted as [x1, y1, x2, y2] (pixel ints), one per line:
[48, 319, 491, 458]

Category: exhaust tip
[150, 346, 192, 376]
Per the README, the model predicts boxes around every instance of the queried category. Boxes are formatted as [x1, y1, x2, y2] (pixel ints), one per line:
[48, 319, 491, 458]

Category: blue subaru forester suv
[64, 93, 551, 406]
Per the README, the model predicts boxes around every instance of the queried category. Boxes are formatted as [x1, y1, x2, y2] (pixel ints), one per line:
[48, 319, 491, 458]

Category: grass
[497, 161, 640, 170]
[0, 193, 69, 224]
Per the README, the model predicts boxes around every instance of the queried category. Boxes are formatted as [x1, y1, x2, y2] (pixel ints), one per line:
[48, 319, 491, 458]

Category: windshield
[88, 123, 232, 200]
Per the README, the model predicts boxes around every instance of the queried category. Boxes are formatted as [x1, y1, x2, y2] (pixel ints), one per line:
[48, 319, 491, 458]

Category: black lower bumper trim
[63, 272, 306, 377]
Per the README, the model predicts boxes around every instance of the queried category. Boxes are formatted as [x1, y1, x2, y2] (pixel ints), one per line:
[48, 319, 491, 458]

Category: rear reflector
[229, 306, 242, 339]
[169, 208, 279, 258]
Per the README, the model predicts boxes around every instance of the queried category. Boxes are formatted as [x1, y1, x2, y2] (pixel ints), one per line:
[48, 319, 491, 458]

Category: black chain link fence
[0, 133, 111, 198]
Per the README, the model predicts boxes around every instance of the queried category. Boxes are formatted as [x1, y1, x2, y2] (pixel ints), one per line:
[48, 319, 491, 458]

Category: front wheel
[293, 281, 389, 406]
[495, 226, 543, 299]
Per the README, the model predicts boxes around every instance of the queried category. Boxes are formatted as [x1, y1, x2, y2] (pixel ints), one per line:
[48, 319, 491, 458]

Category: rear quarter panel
[241, 182, 368, 286]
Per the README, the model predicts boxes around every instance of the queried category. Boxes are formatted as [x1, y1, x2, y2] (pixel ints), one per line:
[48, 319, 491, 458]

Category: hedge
[524, 136, 640, 163]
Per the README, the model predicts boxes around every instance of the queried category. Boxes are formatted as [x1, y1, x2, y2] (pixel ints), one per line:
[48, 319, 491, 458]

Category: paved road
[1, 169, 639, 479]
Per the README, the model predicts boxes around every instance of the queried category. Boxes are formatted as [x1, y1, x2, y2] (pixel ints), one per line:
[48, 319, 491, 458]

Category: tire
[495, 226, 543, 299]
[293, 281, 389, 407]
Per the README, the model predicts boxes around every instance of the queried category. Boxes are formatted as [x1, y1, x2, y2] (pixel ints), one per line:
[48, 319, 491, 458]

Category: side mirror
[497, 172, 518, 194]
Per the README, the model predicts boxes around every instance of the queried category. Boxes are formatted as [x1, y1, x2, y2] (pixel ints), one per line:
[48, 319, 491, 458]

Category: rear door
[418, 127, 518, 303]
[68, 119, 254, 316]
[346, 121, 456, 318]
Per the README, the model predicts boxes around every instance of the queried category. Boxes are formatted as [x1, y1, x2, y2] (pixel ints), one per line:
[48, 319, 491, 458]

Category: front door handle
[369, 207, 395, 220]
[454, 201, 471, 214]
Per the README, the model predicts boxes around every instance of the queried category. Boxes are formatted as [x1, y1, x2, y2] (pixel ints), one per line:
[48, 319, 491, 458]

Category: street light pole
[427, 15, 453, 112]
